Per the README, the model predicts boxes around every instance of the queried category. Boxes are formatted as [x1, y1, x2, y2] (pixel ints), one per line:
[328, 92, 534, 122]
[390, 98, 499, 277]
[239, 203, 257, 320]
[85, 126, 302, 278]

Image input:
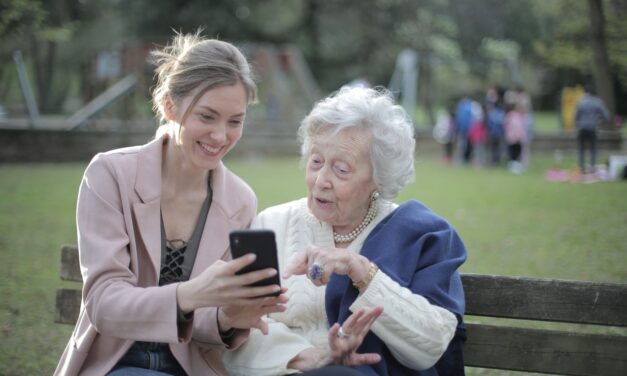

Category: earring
[371, 191, 380, 201]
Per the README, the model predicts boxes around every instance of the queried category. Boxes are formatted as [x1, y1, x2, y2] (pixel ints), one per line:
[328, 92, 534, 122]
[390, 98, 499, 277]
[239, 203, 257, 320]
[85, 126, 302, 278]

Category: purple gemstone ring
[307, 262, 325, 281]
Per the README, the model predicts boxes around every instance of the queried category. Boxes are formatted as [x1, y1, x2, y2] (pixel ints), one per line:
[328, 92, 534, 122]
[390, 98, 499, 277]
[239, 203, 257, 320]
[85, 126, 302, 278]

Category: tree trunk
[587, 0, 615, 129]
[31, 39, 57, 113]
[303, 0, 321, 83]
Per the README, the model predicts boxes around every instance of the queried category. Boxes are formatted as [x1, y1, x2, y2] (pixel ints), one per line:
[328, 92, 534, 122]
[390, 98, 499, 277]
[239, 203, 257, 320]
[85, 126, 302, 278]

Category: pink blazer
[55, 135, 257, 375]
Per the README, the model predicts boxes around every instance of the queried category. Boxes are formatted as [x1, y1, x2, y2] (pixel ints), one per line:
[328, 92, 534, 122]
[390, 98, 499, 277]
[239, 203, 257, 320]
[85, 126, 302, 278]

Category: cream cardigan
[222, 198, 457, 375]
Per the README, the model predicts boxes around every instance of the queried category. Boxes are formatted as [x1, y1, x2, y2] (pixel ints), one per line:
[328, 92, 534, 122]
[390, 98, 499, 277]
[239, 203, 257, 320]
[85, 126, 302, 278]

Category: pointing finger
[283, 251, 308, 278]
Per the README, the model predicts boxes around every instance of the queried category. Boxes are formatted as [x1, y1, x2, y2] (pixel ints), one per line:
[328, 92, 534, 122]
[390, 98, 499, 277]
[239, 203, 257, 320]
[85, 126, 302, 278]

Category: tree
[587, 0, 616, 123]
[31, 0, 82, 112]
[0, 0, 46, 107]
[0, 0, 84, 113]
[3, 0, 625, 119]
[0, 0, 45, 39]
[547, 0, 625, 112]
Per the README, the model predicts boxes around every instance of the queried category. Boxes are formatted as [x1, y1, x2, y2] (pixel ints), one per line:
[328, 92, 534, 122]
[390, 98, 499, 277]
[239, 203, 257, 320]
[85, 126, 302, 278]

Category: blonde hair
[151, 31, 257, 136]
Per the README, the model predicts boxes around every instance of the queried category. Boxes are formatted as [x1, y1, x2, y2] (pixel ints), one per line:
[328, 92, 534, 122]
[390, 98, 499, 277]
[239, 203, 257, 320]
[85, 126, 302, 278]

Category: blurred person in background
[484, 85, 506, 166]
[504, 101, 528, 174]
[505, 85, 533, 169]
[468, 94, 487, 168]
[432, 104, 456, 164]
[575, 84, 611, 173]
[454, 94, 474, 164]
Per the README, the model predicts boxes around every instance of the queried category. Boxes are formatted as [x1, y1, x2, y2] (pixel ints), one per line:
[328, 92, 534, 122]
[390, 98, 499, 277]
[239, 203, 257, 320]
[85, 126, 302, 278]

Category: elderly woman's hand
[287, 306, 383, 371]
[284, 245, 372, 287]
[328, 306, 383, 366]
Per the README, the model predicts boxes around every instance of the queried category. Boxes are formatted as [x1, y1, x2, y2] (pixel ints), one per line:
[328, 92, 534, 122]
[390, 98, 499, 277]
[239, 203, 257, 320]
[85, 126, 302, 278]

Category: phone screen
[229, 229, 281, 297]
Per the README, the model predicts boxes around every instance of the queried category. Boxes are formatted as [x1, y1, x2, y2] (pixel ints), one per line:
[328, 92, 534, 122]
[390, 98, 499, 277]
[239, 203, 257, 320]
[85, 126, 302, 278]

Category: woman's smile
[197, 141, 223, 157]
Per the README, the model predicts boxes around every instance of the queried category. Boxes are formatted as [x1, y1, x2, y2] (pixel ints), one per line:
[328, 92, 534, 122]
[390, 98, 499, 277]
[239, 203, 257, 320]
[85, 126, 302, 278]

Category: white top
[222, 198, 458, 375]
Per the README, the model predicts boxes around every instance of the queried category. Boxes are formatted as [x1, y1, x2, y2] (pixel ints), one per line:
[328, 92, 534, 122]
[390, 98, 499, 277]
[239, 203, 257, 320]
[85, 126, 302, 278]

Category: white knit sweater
[222, 198, 457, 375]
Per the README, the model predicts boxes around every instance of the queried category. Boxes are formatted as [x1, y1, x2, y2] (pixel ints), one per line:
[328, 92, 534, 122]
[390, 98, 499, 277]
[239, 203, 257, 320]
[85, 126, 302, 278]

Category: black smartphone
[229, 229, 281, 297]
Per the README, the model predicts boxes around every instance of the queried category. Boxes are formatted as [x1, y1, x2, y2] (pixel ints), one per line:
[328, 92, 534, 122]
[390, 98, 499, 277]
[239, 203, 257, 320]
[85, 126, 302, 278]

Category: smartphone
[229, 229, 281, 297]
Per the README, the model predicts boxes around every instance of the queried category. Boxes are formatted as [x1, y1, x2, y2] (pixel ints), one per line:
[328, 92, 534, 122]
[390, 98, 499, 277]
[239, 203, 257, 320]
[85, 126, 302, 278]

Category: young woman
[55, 32, 286, 376]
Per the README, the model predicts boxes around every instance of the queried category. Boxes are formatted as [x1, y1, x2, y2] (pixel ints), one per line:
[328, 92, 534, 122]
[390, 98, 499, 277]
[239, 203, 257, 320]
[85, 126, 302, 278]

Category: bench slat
[60, 244, 82, 282]
[462, 274, 627, 326]
[465, 323, 627, 376]
[55, 288, 81, 324]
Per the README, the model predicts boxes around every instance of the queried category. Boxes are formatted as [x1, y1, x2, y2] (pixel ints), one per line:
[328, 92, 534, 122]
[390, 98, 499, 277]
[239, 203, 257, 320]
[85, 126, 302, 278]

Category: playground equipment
[11, 43, 319, 132]
[12, 49, 137, 130]
[13, 50, 40, 128]
[242, 43, 321, 130]
[68, 74, 137, 130]
[388, 48, 418, 120]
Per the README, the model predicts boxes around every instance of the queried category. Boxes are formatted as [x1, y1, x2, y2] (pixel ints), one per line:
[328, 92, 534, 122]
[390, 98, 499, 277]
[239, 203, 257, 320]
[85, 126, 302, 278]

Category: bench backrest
[56, 245, 627, 375]
[462, 274, 627, 375]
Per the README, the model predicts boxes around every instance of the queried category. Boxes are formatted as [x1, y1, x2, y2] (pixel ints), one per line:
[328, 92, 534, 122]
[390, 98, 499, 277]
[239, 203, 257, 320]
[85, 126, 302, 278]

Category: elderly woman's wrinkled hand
[286, 306, 383, 371]
[328, 307, 384, 367]
[283, 246, 371, 286]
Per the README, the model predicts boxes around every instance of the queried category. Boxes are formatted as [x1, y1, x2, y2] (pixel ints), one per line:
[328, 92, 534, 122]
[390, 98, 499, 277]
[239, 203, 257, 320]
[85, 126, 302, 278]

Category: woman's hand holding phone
[176, 253, 284, 313]
[176, 229, 287, 334]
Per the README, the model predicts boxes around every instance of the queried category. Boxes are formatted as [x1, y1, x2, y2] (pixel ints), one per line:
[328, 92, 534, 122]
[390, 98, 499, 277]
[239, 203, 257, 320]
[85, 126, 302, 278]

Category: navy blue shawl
[325, 200, 467, 375]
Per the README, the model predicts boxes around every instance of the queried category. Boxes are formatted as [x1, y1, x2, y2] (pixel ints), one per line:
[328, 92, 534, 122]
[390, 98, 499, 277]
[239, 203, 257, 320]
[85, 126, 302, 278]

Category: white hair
[298, 86, 415, 199]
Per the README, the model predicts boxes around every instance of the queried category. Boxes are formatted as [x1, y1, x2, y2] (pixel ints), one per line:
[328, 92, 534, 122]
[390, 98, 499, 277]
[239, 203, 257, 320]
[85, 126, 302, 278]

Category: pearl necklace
[333, 193, 378, 243]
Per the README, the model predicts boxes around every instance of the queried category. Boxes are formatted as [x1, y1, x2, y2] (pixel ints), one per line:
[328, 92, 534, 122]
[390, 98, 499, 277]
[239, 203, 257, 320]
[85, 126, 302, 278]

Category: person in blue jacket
[575, 84, 611, 173]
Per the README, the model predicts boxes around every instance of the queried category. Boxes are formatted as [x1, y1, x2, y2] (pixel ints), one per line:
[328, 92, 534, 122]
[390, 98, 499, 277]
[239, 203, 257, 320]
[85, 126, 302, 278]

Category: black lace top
[159, 173, 213, 286]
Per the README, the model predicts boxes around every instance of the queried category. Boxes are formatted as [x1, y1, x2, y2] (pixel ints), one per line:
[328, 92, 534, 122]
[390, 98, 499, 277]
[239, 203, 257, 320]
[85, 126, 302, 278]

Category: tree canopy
[1, 0, 625, 117]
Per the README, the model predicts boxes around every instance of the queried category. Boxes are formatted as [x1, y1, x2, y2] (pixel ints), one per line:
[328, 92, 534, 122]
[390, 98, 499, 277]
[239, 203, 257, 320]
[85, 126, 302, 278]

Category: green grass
[1, 151, 626, 375]
[231, 153, 627, 283]
[401, 157, 627, 282]
[0, 164, 83, 376]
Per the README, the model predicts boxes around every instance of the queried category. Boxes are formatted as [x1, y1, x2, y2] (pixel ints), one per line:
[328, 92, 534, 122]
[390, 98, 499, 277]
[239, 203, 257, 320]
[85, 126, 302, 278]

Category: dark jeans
[109, 341, 186, 376]
[508, 143, 522, 162]
[463, 136, 473, 164]
[302, 366, 363, 376]
[488, 135, 502, 165]
[444, 141, 454, 160]
[108, 368, 173, 376]
[578, 129, 597, 172]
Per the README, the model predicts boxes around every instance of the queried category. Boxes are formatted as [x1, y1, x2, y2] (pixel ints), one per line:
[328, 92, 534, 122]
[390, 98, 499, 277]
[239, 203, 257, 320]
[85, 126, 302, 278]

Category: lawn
[237, 152, 627, 282]
[1, 150, 626, 375]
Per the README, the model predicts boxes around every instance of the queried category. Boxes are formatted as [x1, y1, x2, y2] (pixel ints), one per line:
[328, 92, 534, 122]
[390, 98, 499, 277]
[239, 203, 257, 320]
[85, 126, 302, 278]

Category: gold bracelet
[352, 262, 378, 290]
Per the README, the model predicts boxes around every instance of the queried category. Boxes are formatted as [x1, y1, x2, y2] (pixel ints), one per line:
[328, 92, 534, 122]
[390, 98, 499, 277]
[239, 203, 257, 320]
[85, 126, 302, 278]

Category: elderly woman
[223, 86, 467, 375]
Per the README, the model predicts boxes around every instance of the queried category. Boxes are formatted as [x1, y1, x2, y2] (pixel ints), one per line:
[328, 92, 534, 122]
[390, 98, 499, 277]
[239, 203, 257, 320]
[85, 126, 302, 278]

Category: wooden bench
[56, 245, 627, 375]
[55, 245, 83, 325]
